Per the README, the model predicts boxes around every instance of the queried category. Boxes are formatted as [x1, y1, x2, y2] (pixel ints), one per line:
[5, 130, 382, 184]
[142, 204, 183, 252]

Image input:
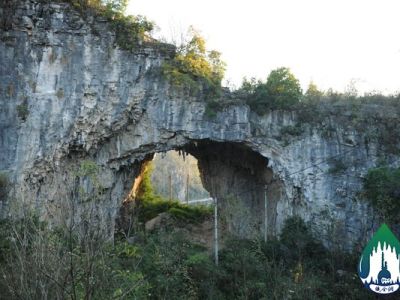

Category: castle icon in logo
[358, 224, 400, 294]
[378, 252, 391, 285]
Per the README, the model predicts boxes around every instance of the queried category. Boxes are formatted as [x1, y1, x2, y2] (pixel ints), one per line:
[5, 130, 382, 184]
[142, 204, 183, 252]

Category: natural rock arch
[2, 0, 397, 250]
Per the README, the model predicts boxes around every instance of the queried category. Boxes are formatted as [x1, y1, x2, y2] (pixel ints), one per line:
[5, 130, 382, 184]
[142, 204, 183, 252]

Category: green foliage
[279, 216, 326, 267]
[304, 81, 324, 102]
[280, 124, 304, 137]
[363, 166, 400, 223]
[265, 67, 303, 107]
[136, 162, 156, 200]
[239, 67, 303, 114]
[162, 28, 226, 103]
[204, 99, 223, 119]
[0, 172, 9, 201]
[75, 160, 105, 203]
[16, 103, 29, 121]
[137, 198, 211, 224]
[56, 88, 64, 99]
[6, 84, 14, 97]
[0, 220, 12, 264]
[63, 0, 125, 13]
[139, 231, 206, 299]
[328, 158, 348, 174]
[109, 14, 154, 51]
[103, 0, 128, 13]
[63, 0, 154, 50]
[77, 160, 98, 177]
[0, 214, 372, 299]
[211, 217, 370, 299]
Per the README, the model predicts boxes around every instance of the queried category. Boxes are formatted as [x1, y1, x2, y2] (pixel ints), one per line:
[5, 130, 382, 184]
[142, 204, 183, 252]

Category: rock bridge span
[1, 0, 396, 250]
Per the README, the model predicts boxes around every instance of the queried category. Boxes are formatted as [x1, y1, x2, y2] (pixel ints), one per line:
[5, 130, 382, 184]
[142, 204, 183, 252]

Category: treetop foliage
[239, 67, 303, 113]
[305, 81, 324, 100]
[163, 27, 226, 97]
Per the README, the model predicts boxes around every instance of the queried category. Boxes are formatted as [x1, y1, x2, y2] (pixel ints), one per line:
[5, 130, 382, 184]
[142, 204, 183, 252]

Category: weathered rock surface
[1, 0, 399, 250]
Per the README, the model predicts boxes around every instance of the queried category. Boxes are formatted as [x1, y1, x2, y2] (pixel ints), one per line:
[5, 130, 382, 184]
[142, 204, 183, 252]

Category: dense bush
[280, 124, 304, 137]
[363, 166, 400, 224]
[109, 14, 154, 51]
[16, 103, 29, 121]
[328, 158, 348, 174]
[0, 216, 150, 299]
[0, 211, 374, 299]
[139, 216, 371, 299]
[238, 67, 303, 114]
[0, 172, 9, 201]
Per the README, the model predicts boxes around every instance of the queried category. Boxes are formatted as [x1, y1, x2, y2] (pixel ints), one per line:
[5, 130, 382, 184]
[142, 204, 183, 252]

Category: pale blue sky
[127, 0, 400, 94]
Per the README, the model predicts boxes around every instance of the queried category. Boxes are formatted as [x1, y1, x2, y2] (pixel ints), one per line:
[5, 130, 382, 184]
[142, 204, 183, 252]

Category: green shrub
[328, 158, 347, 174]
[204, 99, 223, 119]
[138, 231, 206, 299]
[0, 220, 12, 263]
[169, 205, 212, 223]
[0, 172, 9, 201]
[136, 197, 211, 225]
[110, 14, 154, 51]
[363, 166, 400, 223]
[280, 124, 303, 137]
[56, 88, 64, 99]
[16, 104, 29, 121]
[6, 84, 14, 97]
[61, 0, 154, 50]
[279, 216, 326, 268]
[77, 160, 98, 177]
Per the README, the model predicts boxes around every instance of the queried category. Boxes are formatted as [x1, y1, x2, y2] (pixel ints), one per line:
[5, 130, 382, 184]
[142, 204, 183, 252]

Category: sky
[126, 0, 400, 94]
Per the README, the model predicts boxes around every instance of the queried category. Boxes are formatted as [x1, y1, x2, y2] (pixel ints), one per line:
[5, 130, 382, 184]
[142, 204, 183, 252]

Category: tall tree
[264, 67, 302, 108]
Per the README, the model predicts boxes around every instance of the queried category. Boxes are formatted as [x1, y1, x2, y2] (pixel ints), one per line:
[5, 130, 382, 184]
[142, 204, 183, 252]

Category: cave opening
[118, 139, 283, 239]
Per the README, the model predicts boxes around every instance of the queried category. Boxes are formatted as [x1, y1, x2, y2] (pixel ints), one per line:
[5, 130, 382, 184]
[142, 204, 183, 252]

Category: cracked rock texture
[1, 0, 399, 250]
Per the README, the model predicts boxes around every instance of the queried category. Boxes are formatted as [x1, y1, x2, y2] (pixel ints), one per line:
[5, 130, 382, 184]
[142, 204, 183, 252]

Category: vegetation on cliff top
[57, 0, 154, 50]
[238, 67, 303, 112]
[162, 27, 227, 118]
[36, 1, 400, 129]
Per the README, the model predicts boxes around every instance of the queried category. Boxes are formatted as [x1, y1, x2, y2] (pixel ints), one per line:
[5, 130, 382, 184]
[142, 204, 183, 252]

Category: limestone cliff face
[1, 0, 399, 249]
